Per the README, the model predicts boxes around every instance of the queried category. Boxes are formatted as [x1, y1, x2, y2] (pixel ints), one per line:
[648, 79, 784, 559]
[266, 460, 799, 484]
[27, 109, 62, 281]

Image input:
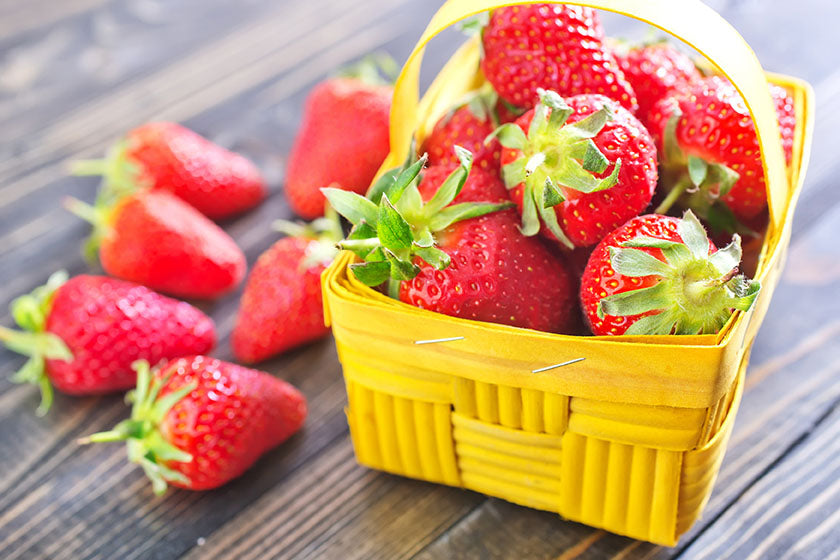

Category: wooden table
[1, 1, 838, 558]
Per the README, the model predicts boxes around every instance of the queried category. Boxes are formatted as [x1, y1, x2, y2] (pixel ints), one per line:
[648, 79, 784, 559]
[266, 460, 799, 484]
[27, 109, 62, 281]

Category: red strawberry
[481, 4, 637, 112]
[66, 189, 246, 299]
[73, 122, 266, 220]
[612, 41, 702, 128]
[286, 77, 392, 219]
[648, 76, 795, 224]
[580, 211, 760, 336]
[421, 92, 502, 174]
[81, 357, 306, 493]
[0, 272, 214, 414]
[326, 150, 577, 333]
[497, 90, 657, 249]
[232, 218, 340, 363]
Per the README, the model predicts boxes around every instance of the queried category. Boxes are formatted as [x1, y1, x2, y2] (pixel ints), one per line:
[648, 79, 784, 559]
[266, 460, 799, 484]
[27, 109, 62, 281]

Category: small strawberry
[612, 40, 702, 128]
[285, 57, 394, 220]
[0, 272, 214, 414]
[648, 76, 795, 226]
[421, 90, 502, 174]
[66, 189, 246, 300]
[325, 149, 577, 333]
[580, 211, 760, 336]
[481, 4, 637, 112]
[232, 216, 340, 363]
[73, 122, 266, 220]
[495, 90, 658, 249]
[80, 358, 306, 493]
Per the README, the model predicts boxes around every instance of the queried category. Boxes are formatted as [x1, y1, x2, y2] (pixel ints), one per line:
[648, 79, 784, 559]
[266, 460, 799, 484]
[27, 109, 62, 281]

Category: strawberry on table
[232, 216, 340, 364]
[73, 122, 266, 220]
[0, 272, 215, 414]
[580, 211, 760, 336]
[325, 148, 577, 333]
[80, 358, 306, 493]
[481, 3, 638, 112]
[66, 190, 246, 300]
[648, 76, 795, 227]
[285, 57, 394, 220]
[496, 89, 658, 249]
[421, 89, 503, 174]
[612, 40, 703, 129]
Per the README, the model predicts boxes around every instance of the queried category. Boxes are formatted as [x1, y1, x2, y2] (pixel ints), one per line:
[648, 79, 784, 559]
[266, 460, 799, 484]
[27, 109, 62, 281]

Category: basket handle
[386, 0, 789, 229]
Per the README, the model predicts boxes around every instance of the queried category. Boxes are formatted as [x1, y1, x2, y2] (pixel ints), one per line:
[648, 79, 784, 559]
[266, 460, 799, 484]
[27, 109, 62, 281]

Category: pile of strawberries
[1, 3, 794, 495]
[328, 3, 794, 338]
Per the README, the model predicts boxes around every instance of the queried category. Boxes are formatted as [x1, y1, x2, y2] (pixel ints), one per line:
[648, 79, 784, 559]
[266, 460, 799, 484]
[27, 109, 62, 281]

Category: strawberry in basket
[648, 76, 795, 230]
[494, 89, 657, 249]
[324, 148, 577, 333]
[581, 210, 760, 335]
[480, 3, 637, 112]
[612, 40, 703, 129]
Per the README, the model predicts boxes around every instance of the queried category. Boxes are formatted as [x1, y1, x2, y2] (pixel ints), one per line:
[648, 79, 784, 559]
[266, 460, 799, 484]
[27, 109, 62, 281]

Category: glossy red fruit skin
[232, 237, 330, 363]
[613, 43, 702, 128]
[648, 76, 795, 220]
[580, 214, 716, 335]
[505, 94, 658, 248]
[422, 106, 502, 174]
[125, 122, 266, 220]
[154, 356, 307, 490]
[44, 275, 215, 394]
[101, 190, 246, 300]
[403, 167, 576, 333]
[481, 4, 637, 112]
[286, 78, 392, 220]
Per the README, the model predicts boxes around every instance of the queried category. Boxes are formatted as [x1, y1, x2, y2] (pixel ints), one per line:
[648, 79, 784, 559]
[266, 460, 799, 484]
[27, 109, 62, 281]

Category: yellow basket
[322, 0, 814, 546]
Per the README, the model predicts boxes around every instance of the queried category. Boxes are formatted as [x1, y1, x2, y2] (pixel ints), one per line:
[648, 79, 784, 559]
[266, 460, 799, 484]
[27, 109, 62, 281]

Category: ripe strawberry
[286, 75, 392, 220]
[612, 41, 702, 128]
[81, 357, 306, 493]
[481, 4, 637, 112]
[232, 217, 340, 363]
[421, 91, 502, 174]
[325, 149, 577, 333]
[580, 211, 760, 336]
[496, 90, 657, 249]
[648, 76, 795, 225]
[73, 122, 266, 220]
[0, 272, 214, 414]
[66, 189, 246, 299]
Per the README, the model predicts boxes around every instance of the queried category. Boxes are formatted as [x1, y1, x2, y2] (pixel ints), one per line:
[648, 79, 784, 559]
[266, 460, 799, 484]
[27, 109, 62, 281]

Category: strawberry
[421, 91, 502, 174]
[612, 40, 702, 128]
[0, 272, 214, 414]
[81, 358, 306, 493]
[495, 90, 657, 249]
[648, 76, 795, 226]
[73, 122, 266, 220]
[285, 69, 392, 219]
[66, 190, 246, 300]
[325, 149, 577, 333]
[232, 216, 340, 363]
[580, 211, 760, 336]
[481, 4, 637, 112]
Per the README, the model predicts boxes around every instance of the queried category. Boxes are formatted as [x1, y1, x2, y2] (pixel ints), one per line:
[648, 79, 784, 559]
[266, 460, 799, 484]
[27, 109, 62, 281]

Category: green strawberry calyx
[71, 141, 148, 207]
[654, 109, 742, 233]
[63, 195, 118, 263]
[78, 360, 195, 495]
[336, 52, 399, 86]
[323, 147, 513, 297]
[598, 210, 761, 335]
[491, 88, 622, 249]
[272, 208, 343, 271]
[0, 270, 73, 416]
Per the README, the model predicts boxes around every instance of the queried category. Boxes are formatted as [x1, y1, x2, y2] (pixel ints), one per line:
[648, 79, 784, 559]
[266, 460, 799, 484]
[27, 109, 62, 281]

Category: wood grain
[1, 1, 839, 559]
